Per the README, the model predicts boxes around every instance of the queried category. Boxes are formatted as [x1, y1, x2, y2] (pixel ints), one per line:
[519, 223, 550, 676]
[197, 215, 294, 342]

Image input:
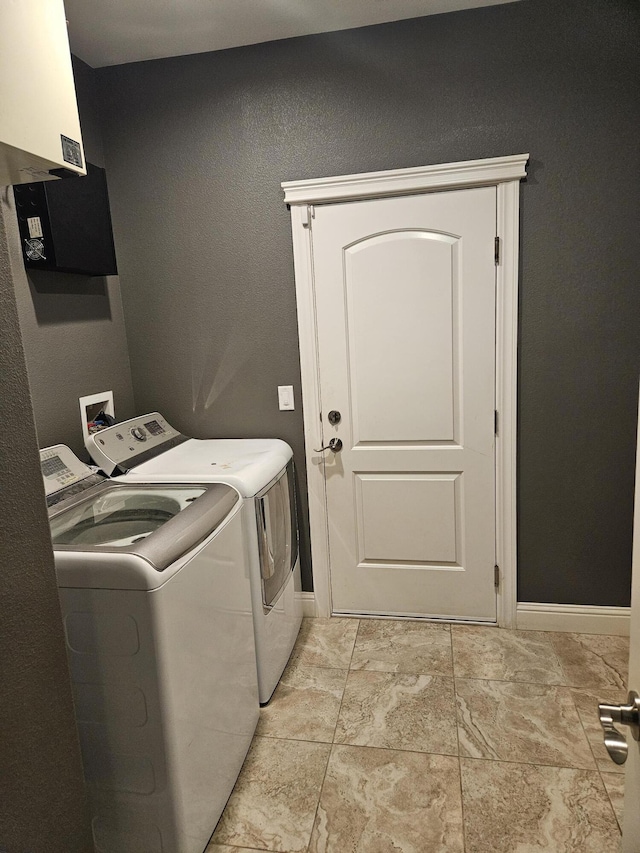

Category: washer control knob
[130, 427, 147, 442]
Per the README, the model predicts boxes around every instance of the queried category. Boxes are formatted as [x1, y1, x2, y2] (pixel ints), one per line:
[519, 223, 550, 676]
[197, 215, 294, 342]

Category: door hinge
[302, 204, 315, 229]
[494, 236, 500, 264]
[494, 410, 499, 435]
[494, 564, 500, 589]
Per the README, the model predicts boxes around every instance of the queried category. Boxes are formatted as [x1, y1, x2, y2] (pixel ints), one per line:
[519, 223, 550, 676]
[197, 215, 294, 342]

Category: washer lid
[49, 480, 238, 572]
[87, 413, 292, 495]
[118, 437, 292, 496]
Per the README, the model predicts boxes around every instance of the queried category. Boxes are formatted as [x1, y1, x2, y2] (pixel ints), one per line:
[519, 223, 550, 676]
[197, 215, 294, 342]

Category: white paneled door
[311, 187, 498, 619]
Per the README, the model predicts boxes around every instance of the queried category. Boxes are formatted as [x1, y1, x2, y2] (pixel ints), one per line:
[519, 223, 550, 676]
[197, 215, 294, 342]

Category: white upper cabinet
[0, 0, 85, 186]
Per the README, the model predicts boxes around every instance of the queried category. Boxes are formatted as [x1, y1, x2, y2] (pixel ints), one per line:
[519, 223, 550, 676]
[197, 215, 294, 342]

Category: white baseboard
[516, 602, 630, 636]
[299, 592, 316, 618]
[298, 596, 631, 634]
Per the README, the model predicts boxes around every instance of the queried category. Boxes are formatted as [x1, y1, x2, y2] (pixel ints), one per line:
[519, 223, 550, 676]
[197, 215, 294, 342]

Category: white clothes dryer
[41, 444, 259, 853]
[89, 413, 303, 704]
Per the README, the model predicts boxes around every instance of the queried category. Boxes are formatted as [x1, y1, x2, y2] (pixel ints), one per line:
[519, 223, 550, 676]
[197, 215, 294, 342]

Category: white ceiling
[65, 0, 519, 69]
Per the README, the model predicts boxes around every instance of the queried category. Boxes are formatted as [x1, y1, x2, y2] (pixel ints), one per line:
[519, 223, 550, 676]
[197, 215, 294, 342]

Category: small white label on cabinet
[278, 385, 294, 411]
[27, 216, 43, 238]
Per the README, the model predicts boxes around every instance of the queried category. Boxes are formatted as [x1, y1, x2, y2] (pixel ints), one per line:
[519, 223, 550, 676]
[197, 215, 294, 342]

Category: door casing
[283, 154, 528, 627]
[621, 386, 640, 847]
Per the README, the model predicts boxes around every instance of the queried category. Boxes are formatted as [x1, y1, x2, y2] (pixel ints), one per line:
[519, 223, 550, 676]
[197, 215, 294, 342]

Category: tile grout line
[548, 631, 625, 835]
[304, 739, 333, 853]
[303, 617, 362, 853]
[568, 687, 624, 834]
[453, 673, 587, 688]
[450, 626, 468, 853]
[600, 773, 625, 835]
[227, 619, 354, 853]
[253, 733, 613, 771]
[216, 734, 333, 853]
[454, 752, 610, 772]
[261, 733, 623, 768]
[331, 618, 361, 742]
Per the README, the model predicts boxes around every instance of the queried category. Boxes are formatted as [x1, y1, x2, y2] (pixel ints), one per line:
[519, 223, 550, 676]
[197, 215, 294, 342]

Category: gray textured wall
[12, 57, 135, 460]
[97, 0, 640, 603]
[0, 200, 93, 851]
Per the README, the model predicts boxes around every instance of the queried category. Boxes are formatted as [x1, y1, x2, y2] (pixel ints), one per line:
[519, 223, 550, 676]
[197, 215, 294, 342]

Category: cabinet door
[0, 0, 85, 185]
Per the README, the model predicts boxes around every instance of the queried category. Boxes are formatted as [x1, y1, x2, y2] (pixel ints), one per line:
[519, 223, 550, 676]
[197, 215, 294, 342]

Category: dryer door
[256, 461, 298, 608]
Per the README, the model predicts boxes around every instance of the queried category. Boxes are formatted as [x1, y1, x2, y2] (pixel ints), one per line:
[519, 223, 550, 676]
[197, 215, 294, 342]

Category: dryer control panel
[88, 413, 187, 475]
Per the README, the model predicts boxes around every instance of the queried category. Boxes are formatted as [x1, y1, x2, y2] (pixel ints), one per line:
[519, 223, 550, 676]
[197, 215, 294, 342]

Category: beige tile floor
[207, 618, 629, 853]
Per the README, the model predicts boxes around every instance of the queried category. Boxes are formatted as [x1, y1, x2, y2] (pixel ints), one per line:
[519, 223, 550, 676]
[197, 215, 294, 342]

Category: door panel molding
[284, 154, 528, 627]
[344, 230, 459, 445]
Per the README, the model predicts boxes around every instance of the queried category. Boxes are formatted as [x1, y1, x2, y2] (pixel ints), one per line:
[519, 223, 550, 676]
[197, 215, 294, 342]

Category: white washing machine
[41, 444, 259, 853]
[88, 413, 303, 704]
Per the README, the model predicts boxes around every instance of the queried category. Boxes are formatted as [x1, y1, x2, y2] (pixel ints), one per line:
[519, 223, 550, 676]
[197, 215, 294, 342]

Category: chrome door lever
[314, 438, 343, 453]
[598, 690, 640, 765]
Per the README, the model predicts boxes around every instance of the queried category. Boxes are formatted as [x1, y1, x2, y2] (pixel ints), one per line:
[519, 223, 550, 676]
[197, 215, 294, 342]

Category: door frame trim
[283, 153, 529, 627]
